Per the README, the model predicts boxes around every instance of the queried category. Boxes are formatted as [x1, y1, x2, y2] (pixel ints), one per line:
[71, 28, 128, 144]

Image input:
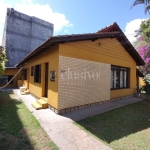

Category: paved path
[62, 96, 143, 121]
[12, 89, 143, 150]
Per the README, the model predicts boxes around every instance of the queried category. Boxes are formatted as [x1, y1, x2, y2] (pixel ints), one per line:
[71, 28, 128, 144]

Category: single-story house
[1, 22, 145, 113]
[0, 67, 22, 88]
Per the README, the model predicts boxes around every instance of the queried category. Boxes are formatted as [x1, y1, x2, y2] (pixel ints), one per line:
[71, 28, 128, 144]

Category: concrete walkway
[12, 89, 143, 150]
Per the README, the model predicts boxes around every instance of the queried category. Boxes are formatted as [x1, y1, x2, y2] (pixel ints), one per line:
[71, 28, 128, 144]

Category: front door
[44, 63, 49, 97]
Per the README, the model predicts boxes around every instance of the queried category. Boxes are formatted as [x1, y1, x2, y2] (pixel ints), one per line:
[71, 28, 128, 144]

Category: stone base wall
[48, 95, 134, 114]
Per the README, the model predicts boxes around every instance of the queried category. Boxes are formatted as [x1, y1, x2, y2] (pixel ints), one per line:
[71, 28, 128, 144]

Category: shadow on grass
[76, 100, 150, 144]
[0, 91, 34, 150]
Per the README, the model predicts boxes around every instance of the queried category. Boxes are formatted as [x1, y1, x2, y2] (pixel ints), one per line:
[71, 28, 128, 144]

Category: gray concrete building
[1, 8, 54, 67]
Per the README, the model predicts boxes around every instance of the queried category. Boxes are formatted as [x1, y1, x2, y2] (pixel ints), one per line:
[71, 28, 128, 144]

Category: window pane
[114, 70, 119, 88]
[34, 65, 41, 83]
[111, 70, 113, 88]
[124, 71, 127, 87]
[0, 76, 8, 84]
[120, 71, 123, 88]
[8, 75, 14, 84]
[111, 65, 129, 89]
[0, 76, 13, 85]
[114, 70, 116, 88]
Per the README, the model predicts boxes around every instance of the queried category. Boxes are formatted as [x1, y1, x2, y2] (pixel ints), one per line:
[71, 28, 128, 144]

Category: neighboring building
[1, 8, 54, 67]
[0, 67, 22, 88]
[8, 22, 143, 114]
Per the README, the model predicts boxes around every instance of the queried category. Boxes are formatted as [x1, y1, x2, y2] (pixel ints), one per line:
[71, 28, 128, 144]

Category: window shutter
[33, 66, 34, 76]
[31, 66, 34, 76]
[25, 69, 27, 80]
[34, 66, 36, 82]
[22, 69, 27, 80]
[22, 69, 24, 80]
[39, 64, 41, 83]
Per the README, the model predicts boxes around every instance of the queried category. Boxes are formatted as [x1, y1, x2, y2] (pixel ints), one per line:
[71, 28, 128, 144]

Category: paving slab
[11, 89, 143, 150]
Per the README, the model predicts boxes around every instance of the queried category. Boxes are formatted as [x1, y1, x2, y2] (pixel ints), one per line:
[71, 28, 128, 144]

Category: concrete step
[36, 99, 48, 109]
[20, 92, 25, 95]
[31, 102, 42, 110]
[20, 87, 27, 92]
[24, 90, 30, 94]
[20, 90, 30, 95]
[41, 97, 48, 102]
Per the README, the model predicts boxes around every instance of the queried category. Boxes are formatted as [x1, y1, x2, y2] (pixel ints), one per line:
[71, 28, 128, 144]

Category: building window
[34, 64, 41, 83]
[22, 69, 27, 80]
[31, 66, 34, 76]
[111, 65, 130, 89]
[0, 75, 14, 85]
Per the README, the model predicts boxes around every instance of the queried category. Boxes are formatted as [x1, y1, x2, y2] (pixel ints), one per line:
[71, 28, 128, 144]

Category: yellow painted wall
[59, 38, 137, 99]
[139, 77, 145, 87]
[22, 45, 59, 109]
[1, 68, 22, 87]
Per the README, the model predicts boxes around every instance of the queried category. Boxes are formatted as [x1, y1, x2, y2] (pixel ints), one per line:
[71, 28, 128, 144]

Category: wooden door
[44, 63, 49, 97]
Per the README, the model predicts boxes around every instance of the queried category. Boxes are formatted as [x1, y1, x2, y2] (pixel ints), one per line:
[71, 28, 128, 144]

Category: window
[31, 66, 34, 76]
[22, 69, 27, 80]
[111, 65, 130, 89]
[34, 64, 41, 83]
[0, 75, 14, 85]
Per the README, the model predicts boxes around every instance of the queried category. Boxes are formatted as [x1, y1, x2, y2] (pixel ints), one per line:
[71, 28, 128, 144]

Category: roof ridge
[50, 31, 120, 38]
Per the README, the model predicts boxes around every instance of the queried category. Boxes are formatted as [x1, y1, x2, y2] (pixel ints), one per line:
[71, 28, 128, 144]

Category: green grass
[0, 91, 58, 150]
[76, 100, 150, 150]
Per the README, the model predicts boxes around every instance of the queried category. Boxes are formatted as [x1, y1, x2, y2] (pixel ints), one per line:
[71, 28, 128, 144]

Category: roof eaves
[98, 22, 145, 66]
[15, 36, 54, 67]
[114, 23, 145, 66]
[136, 69, 144, 77]
[5, 67, 19, 69]
[15, 32, 120, 67]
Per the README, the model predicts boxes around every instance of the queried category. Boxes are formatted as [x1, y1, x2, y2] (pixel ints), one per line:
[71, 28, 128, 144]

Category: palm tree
[131, 0, 150, 14]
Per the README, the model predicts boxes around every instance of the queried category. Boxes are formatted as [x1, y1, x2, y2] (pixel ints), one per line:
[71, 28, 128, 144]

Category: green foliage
[131, 0, 150, 14]
[0, 46, 7, 76]
[0, 63, 5, 76]
[133, 19, 150, 74]
[144, 74, 150, 89]
[140, 74, 150, 92]
[140, 19, 150, 42]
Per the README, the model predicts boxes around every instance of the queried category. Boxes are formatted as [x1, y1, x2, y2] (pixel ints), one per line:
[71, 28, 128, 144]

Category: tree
[0, 46, 7, 76]
[133, 19, 150, 74]
[131, 0, 150, 14]
[140, 19, 150, 42]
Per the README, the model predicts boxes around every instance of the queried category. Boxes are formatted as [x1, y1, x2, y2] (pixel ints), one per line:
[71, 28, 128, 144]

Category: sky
[0, 0, 149, 44]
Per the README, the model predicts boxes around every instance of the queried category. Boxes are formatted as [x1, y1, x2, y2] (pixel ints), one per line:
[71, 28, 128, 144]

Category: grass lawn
[76, 100, 150, 150]
[0, 91, 58, 150]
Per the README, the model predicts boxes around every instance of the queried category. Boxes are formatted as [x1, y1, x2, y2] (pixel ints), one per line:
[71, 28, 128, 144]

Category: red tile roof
[15, 22, 144, 67]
